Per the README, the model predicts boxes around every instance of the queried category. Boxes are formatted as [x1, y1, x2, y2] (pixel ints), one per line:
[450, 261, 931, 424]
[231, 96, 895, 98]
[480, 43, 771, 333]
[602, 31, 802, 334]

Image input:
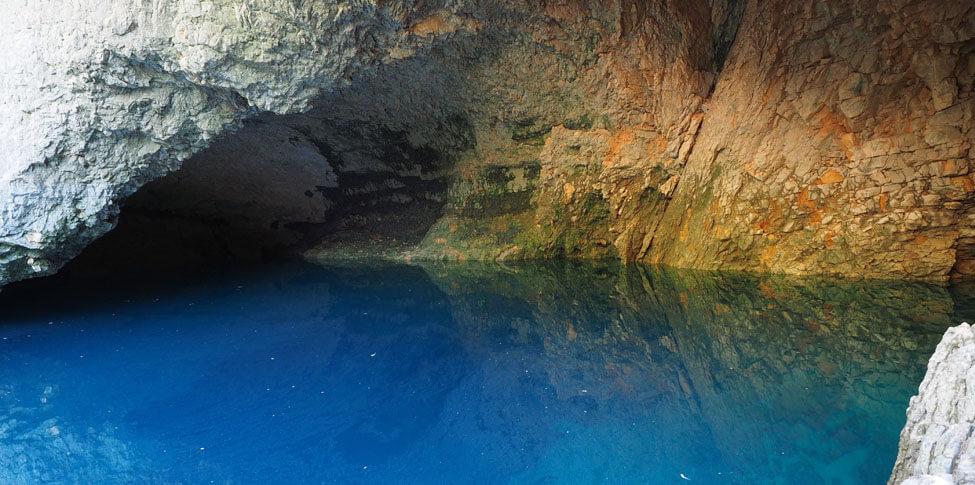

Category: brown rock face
[95, 0, 973, 281]
[400, 0, 973, 280]
[649, 0, 975, 280]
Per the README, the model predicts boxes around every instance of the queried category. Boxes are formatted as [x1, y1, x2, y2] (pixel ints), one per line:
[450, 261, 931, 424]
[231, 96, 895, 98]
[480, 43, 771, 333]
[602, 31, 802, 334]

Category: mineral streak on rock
[890, 322, 975, 485]
[1, 0, 973, 284]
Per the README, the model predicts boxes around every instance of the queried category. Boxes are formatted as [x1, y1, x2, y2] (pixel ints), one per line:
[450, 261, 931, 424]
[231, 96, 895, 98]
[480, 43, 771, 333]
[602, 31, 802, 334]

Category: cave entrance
[55, 44, 482, 283]
[64, 109, 468, 281]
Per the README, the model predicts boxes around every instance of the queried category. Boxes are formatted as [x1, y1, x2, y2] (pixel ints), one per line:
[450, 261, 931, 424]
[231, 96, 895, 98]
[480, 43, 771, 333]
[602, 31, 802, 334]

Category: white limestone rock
[890, 323, 975, 485]
[0, 0, 415, 284]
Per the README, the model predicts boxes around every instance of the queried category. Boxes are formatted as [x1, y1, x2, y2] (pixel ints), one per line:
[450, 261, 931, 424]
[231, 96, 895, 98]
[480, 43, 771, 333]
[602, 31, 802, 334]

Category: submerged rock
[890, 323, 975, 485]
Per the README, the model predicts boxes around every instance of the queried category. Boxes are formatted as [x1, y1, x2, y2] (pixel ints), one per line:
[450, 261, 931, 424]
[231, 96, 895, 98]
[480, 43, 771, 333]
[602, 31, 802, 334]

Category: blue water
[0, 260, 966, 484]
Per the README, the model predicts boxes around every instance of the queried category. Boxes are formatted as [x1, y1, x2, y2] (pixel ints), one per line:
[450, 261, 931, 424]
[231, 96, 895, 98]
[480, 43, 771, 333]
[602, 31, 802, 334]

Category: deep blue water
[0, 260, 968, 484]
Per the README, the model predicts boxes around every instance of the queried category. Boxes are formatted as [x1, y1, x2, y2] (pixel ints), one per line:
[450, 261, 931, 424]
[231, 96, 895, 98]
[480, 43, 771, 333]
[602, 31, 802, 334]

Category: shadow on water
[0, 258, 966, 483]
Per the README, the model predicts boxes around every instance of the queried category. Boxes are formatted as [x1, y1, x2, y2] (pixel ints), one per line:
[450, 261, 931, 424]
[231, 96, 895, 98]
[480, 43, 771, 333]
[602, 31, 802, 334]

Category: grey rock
[0, 0, 413, 284]
[890, 323, 975, 485]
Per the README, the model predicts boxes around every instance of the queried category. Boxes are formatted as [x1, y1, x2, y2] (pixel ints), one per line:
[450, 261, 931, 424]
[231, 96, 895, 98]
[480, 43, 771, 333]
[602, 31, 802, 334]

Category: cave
[1, 0, 974, 482]
[66, 83, 469, 278]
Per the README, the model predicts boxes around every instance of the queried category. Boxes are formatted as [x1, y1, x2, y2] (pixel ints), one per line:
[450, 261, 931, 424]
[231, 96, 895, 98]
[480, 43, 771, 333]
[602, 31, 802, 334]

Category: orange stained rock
[762, 74, 785, 105]
[409, 12, 478, 36]
[754, 201, 783, 232]
[839, 132, 858, 159]
[742, 159, 755, 175]
[544, 2, 587, 23]
[678, 214, 690, 242]
[713, 224, 732, 239]
[941, 158, 968, 175]
[648, 133, 668, 154]
[817, 109, 852, 142]
[797, 188, 817, 210]
[815, 169, 845, 185]
[410, 15, 450, 36]
[874, 109, 914, 138]
[911, 232, 957, 252]
[808, 208, 823, 225]
[941, 159, 960, 176]
[707, 198, 723, 216]
[951, 175, 975, 193]
[759, 281, 777, 299]
[760, 243, 778, 266]
[879, 193, 889, 211]
[603, 129, 635, 168]
[562, 181, 576, 204]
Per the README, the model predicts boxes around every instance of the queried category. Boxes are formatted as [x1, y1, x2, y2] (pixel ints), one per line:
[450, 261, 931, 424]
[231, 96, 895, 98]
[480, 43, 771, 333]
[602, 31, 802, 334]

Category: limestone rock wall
[0, 0, 400, 282]
[406, 0, 975, 281]
[649, 0, 975, 280]
[0, 0, 491, 283]
[890, 322, 975, 484]
[1, 0, 973, 283]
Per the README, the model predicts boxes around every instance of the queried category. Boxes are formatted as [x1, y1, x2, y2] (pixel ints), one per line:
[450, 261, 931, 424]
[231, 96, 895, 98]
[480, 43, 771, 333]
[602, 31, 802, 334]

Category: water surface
[0, 261, 966, 483]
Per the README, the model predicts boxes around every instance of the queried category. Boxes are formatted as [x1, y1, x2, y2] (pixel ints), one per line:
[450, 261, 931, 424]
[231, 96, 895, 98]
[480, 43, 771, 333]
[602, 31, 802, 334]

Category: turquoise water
[0, 260, 966, 484]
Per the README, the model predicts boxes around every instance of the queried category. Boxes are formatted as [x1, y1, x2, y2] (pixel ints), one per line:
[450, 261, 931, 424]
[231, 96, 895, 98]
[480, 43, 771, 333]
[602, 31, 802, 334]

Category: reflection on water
[0, 261, 963, 483]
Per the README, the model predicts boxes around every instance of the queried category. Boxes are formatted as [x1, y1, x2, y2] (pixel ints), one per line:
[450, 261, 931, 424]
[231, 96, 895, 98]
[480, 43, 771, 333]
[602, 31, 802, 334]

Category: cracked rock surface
[0, 0, 428, 282]
[890, 322, 975, 485]
[1, 0, 974, 284]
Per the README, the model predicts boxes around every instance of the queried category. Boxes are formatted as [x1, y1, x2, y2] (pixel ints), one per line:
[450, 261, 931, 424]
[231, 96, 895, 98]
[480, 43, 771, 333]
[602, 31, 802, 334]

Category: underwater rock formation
[890, 322, 975, 485]
[1, 0, 973, 283]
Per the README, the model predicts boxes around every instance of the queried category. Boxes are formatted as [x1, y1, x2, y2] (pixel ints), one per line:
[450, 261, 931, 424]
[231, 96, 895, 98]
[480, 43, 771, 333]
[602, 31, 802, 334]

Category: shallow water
[0, 260, 969, 484]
